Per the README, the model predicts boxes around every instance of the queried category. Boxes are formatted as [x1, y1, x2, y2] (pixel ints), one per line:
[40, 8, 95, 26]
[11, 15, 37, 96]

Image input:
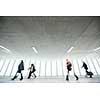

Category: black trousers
[66, 70, 79, 81]
[11, 70, 23, 80]
[28, 71, 36, 79]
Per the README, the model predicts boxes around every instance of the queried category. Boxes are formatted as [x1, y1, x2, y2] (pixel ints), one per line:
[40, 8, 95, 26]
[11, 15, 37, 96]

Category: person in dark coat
[11, 60, 24, 81]
[66, 59, 79, 81]
[27, 64, 36, 79]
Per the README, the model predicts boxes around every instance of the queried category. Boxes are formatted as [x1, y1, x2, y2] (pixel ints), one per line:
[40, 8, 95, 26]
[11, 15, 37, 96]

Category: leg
[20, 72, 23, 80]
[90, 75, 92, 78]
[85, 74, 88, 78]
[66, 75, 69, 81]
[74, 73, 79, 80]
[66, 70, 69, 81]
[89, 72, 93, 78]
[33, 73, 36, 78]
[85, 71, 88, 77]
[27, 71, 32, 79]
[11, 72, 18, 80]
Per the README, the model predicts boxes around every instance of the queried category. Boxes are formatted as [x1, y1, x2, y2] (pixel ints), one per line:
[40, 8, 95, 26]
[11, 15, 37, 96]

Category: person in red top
[66, 59, 79, 81]
[66, 59, 72, 74]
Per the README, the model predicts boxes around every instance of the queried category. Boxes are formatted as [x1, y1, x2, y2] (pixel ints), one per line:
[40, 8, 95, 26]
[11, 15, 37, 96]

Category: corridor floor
[0, 76, 100, 83]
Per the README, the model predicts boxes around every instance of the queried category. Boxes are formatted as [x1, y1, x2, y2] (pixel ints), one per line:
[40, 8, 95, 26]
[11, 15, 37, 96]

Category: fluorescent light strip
[32, 47, 38, 53]
[93, 47, 100, 51]
[67, 46, 74, 53]
[0, 45, 11, 53]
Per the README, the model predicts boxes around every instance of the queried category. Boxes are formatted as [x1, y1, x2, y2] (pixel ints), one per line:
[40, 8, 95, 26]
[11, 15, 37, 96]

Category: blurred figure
[82, 61, 93, 78]
[27, 64, 36, 79]
[86, 70, 93, 78]
[82, 61, 88, 72]
[11, 60, 24, 81]
[66, 59, 79, 81]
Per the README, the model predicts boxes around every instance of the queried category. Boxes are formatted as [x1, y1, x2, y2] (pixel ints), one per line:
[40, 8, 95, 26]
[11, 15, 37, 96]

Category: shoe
[11, 78, 14, 80]
[20, 78, 23, 80]
[66, 75, 69, 81]
[74, 73, 79, 80]
[20, 77, 23, 80]
[76, 77, 79, 80]
[66, 78, 69, 81]
[90, 75, 93, 78]
[11, 75, 18, 80]
[76, 76, 79, 80]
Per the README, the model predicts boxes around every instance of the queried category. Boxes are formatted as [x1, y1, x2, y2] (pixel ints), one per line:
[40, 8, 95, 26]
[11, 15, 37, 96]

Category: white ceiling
[0, 16, 100, 59]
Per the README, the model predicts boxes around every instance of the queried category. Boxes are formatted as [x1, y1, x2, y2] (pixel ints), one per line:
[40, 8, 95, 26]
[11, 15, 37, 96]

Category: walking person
[82, 61, 93, 78]
[66, 59, 79, 81]
[11, 60, 24, 81]
[82, 61, 88, 72]
[27, 64, 36, 79]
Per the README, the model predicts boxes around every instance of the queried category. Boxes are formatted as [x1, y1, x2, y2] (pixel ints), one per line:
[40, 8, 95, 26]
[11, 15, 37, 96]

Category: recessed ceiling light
[32, 46, 38, 54]
[93, 47, 100, 51]
[67, 46, 74, 53]
[0, 45, 11, 53]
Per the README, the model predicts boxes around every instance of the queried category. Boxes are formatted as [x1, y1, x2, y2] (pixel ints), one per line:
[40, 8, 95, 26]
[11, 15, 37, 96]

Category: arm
[28, 67, 31, 70]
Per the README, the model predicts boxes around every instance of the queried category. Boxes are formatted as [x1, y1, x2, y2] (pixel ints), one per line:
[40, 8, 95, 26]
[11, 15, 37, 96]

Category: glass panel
[35, 60, 40, 77]
[0, 59, 5, 72]
[57, 60, 62, 76]
[11, 60, 20, 76]
[56, 60, 58, 76]
[92, 58, 100, 75]
[72, 59, 80, 75]
[61, 61, 64, 76]
[86, 58, 97, 75]
[9, 60, 16, 77]
[46, 60, 51, 76]
[96, 58, 100, 69]
[52, 60, 56, 76]
[30, 59, 35, 65]
[0, 60, 10, 76]
[4, 60, 11, 76]
[77, 59, 86, 75]
[44, 61, 47, 76]
[40, 60, 45, 76]
[23, 59, 31, 77]
[63, 60, 67, 76]
[38, 61, 41, 76]
[76, 59, 81, 75]
[5, 59, 15, 76]
[50, 61, 52, 76]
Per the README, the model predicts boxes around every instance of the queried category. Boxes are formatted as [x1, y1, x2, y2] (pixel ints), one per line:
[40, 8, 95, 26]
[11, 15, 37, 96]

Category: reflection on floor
[0, 76, 100, 83]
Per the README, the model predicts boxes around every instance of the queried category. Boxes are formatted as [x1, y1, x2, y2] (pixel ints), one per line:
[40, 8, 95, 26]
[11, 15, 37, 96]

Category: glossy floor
[0, 76, 100, 83]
